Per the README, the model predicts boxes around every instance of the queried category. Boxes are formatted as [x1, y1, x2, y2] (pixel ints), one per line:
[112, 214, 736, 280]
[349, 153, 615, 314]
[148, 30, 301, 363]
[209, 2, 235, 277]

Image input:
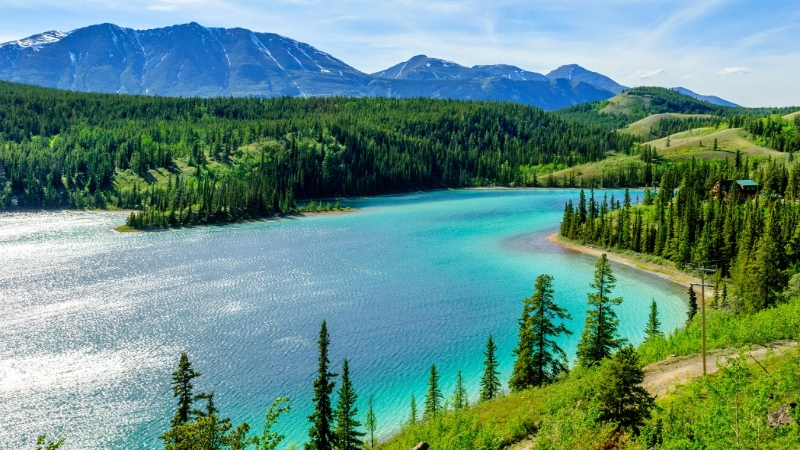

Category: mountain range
[0, 22, 733, 110]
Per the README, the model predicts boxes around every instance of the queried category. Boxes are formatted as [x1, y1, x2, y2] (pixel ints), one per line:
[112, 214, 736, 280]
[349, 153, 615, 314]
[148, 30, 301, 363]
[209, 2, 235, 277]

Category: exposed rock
[768, 403, 797, 428]
[411, 443, 430, 450]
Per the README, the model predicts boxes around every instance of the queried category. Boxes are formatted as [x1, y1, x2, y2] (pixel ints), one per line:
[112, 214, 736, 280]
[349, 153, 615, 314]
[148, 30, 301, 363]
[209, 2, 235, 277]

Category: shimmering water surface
[0, 189, 687, 449]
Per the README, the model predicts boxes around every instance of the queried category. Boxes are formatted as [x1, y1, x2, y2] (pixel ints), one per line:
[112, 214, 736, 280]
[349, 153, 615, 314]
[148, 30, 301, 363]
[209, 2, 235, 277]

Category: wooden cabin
[711, 179, 759, 200]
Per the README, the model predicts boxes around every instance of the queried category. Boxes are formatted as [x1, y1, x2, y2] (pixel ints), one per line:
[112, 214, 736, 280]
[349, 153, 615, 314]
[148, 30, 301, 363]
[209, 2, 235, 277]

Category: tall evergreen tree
[597, 345, 655, 432]
[364, 396, 377, 449]
[308, 321, 338, 450]
[452, 371, 468, 410]
[408, 394, 418, 425]
[333, 359, 364, 450]
[480, 334, 502, 400]
[576, 254, 624, 367]
[687, 286, 698, 325]
[644, 299, 662, 339]
[170, 352, 201, 427]
[509, 274, 571, 392]
[423, 365, 443, 421]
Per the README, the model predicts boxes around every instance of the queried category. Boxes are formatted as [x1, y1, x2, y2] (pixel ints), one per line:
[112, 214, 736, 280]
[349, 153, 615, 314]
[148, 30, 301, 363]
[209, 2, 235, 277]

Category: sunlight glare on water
[0, 190, 687, 449]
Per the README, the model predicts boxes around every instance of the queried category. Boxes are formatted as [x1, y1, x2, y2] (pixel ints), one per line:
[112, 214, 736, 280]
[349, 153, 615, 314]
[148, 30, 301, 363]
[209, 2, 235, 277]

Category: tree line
[560, 155, 800, 314]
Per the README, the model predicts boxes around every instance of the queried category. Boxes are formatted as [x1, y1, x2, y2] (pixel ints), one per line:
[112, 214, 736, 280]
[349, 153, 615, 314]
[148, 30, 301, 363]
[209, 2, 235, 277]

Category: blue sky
[1, 0, 798, 106]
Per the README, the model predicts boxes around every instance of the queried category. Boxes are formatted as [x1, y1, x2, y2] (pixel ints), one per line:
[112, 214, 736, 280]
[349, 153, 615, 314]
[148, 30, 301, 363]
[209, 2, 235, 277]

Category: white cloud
[683, 75, 697, 79]
[718, 67, 752, 75]
[631, 68, 665, 79]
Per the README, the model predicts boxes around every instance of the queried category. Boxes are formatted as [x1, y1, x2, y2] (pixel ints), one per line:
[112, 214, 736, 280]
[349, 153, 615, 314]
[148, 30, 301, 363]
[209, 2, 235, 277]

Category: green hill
[621, 113, 715, 139]
[645, 126, 783, 160]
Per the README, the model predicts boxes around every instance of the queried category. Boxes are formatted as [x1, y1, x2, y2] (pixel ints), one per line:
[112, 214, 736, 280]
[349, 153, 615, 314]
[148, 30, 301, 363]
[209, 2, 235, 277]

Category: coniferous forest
[0, 80, 634, 228]
[4, 80, 798, 229]
[560, 157, 800, 313]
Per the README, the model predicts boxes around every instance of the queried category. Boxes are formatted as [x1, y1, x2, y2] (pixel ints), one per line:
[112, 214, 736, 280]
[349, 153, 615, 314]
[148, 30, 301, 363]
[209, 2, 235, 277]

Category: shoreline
[546, 233, 710, 296]
[112, 207, 356, 233]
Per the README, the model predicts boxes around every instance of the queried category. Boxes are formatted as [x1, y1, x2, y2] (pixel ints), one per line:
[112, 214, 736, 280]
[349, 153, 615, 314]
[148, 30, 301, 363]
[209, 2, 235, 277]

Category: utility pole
[689, 260, 718, 375]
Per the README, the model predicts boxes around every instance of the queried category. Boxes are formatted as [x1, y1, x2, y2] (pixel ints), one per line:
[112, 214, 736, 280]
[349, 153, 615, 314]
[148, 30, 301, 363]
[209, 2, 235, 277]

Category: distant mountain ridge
[0, 22, 715, 111]
[546, 64, 627, 94]
[373, 55, 549, 82]
[670, 87, 739, 107]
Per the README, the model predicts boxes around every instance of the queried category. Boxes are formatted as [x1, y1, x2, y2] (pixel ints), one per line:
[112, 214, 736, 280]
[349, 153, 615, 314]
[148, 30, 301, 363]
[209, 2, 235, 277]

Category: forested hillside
[1, 81, 798, 229]
[554, 86, 798, 131]
[560, 157, 800, 312]
[0, 81, 636, 227]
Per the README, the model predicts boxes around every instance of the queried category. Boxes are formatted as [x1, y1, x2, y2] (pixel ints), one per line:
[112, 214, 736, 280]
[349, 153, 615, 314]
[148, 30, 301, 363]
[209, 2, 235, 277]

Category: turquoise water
[0, 189, 687, 449]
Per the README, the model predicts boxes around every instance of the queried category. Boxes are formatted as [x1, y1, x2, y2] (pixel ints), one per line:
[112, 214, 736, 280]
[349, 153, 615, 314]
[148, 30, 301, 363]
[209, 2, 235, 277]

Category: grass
[599, 92, 649, 116]
[645, 127, 783, 161]
[548, 154, 644, 182]
[113, 224, 138, 232]
[638, 297, 800, 366]
[621, 113, 714, 139]
[376, 367, 615, 450]
[784, 111, 800, 120]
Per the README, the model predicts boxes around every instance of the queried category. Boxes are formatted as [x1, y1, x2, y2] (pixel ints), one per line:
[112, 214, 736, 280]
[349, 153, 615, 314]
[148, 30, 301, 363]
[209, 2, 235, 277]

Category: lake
[0, 189, 687, 449]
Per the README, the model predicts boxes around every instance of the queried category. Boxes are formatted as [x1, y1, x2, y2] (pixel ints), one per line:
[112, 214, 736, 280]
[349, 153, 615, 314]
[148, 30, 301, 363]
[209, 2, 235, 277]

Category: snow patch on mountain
[0, 30, 69, 49]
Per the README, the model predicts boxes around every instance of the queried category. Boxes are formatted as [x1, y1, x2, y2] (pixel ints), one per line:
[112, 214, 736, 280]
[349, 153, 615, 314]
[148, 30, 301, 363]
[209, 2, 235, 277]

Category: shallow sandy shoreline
[547, 233, 709, 296]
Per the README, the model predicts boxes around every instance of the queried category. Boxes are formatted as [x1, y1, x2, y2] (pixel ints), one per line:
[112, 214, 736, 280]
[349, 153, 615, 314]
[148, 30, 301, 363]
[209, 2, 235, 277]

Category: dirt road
[510, 341, 797, 449]
[642, 341, 797, 397]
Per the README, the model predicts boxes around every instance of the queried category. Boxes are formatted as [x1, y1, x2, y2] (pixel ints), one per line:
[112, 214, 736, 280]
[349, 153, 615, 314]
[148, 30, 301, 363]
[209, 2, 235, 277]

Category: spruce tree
[423, 365, 443, 421]
[510, 274, 571, 392]
[408, 394, 418, 425]
[509, 290, 535, 392]
[597, 345, 654, 432]
[480, 334, 502, 400]
[308, 321, 337, 450]
[170, 352, 201, 427]
[333, 359, 364, 450]
[452, 371, 468, 410]
[644, 299, 662, 339]
[364, 396, 377, 449]
[687, 286, 698, 325]
[576, 254, 624, 367]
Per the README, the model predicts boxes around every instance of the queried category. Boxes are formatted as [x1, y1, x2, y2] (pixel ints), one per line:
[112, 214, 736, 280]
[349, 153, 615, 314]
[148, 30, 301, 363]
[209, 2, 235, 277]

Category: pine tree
[333, 359, 364, 450]
[423, 365, 443, 421]
[452, 371, 468, 410]
[687, 286, 698, 325]
[308, 321, 338, 450]
[576, 254, 624, 367]
[170, 352, 201, 427]
[644, 299, 662, 339]
[408, 394, 418, 425]
[364, 396, 377, 449]
[510, 274, 571, 392]
[480, 334, 502, 400]
[597, 345, 654, 432]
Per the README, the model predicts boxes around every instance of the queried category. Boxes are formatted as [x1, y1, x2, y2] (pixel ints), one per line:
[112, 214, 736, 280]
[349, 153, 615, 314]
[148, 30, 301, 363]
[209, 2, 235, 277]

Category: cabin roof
[737, 179, 759, 187]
